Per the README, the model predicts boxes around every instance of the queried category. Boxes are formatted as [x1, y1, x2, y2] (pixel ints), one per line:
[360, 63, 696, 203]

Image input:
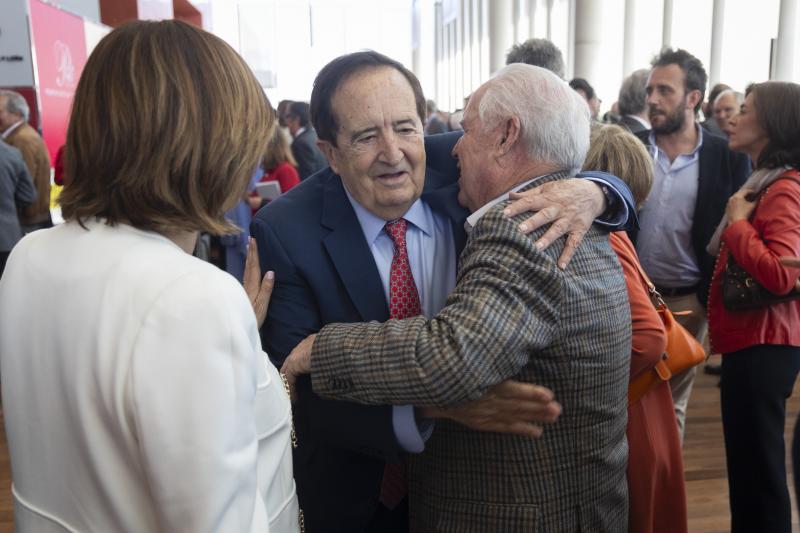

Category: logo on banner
[54, 40, 75, 88]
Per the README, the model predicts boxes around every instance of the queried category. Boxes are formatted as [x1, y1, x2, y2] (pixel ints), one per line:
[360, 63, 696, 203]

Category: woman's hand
[779, 257, 800, 291]
[725, 188, 757, 222]
[243, 237, 274, 329]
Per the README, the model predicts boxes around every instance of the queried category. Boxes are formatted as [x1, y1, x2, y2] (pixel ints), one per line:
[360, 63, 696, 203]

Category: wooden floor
[0, 357, 797, 532]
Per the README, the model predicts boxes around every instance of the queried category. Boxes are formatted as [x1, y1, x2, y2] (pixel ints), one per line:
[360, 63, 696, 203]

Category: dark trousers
[721, 344, 800, 533]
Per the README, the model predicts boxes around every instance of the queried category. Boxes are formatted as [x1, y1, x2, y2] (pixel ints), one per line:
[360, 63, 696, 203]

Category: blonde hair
[60, 20, 273, 235]
[263, 126, 297, 171]
[582, 124, 654, 208]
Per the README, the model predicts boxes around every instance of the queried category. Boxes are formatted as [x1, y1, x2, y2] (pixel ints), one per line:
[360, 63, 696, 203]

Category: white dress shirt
[637, 127, 704, 288]
[346, 189, 457, 452]
[1, 119, 24, 139]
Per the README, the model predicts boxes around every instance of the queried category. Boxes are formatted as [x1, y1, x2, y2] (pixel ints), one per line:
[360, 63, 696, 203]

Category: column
[775, 0, 799, 81]
[462, 0, 473, 97]
[488, 0, 514, 74]
[573, 0, 603, 83]
[662, 0, 673, 48]
[708, 0, 725, 86]
[435, 2, 445, 108]
[528, 0, 537, 38]
[622, 0, 635, 76]
[472, 0, 482, 88]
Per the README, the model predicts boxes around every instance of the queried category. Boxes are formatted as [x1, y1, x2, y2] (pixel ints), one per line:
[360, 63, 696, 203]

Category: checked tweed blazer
[311, 175, 633, 532]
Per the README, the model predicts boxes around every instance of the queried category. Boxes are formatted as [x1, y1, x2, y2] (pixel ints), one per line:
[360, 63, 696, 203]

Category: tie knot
[384, 218, 408, 247]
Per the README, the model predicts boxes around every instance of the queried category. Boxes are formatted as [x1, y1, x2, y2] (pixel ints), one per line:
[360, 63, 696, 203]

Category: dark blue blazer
[250, 131, 635, 532]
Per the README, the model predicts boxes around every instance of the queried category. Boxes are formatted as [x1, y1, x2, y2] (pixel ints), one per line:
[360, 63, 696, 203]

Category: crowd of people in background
[1, 19, 800, 533]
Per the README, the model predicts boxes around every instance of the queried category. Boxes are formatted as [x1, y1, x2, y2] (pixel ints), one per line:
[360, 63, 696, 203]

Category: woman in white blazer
[0, 20, 299, 532]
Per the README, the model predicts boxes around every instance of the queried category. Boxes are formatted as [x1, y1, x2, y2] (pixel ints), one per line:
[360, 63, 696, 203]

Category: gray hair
[714, 88, 744, 107]
[0, 90, 30, 122]
[479, 63, 590, 173]
[505, 38, 565, 79]
[617, 69, 649, 116]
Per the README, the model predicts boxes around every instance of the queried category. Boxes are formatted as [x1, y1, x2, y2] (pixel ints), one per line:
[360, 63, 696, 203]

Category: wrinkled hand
[725, 188, 757, 222]
[503, 178, 605, 269]
[779, 257, 800, 291]
[280, 334, 316, 402]
[243, 237, 275, 329]
[419, 380, 561, 439]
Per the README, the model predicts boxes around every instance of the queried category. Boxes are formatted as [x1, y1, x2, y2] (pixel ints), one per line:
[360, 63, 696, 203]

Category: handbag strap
[749, 174, 800, 216]
[627, 248, 667, 311]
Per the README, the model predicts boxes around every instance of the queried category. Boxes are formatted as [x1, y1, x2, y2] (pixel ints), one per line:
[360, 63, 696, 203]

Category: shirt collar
[344, 186, 432, 244]
[648, 123, 704, 159]
[1, 120, 24, 139]
[465, 172, 559, 230]
[293, 126, 306, 139]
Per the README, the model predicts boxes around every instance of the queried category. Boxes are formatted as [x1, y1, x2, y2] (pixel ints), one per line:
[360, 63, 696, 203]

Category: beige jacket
[4, 122, 51, 225]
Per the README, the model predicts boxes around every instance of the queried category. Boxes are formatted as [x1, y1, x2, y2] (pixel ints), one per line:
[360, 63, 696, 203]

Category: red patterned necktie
[379, 218, 421, 509]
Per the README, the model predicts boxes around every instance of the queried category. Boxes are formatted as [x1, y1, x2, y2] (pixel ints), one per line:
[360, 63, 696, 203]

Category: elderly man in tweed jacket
[282, 64, 632, 532]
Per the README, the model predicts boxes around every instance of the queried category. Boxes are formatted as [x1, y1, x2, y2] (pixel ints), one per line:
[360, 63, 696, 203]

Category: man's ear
[686, 89, 703, 113]
[317, 139, 339, 174]
[497, 116, 521, 157]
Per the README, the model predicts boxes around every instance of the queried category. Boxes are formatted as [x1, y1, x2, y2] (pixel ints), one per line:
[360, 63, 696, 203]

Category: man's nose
[379, 133, 403, 165]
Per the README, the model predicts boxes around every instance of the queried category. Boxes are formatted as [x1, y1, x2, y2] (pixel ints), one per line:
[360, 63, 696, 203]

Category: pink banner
[28, 0, 88, 164]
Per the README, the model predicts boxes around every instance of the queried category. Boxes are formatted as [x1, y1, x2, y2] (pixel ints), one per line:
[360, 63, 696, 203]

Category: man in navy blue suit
[251, 51, 636, 533]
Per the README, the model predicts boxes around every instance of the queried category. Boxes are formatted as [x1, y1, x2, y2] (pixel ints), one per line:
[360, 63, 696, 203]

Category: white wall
[197, 0, 412, 106]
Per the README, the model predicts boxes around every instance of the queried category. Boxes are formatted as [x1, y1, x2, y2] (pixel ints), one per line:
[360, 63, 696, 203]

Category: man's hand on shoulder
[503, 179, 605, 269]
[280, 333, 317, 401]
[418, 380, 561, 439]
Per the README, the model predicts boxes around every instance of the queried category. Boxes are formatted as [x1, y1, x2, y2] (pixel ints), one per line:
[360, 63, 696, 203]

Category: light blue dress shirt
[345, 190, 457, 453]
[636, 127, 704, 288]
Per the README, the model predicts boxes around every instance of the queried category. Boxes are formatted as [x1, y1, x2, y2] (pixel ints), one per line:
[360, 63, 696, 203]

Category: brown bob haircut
[746, 81, 800, 170]
[583, 124, 655, 208]
[60, 20, 273, 235]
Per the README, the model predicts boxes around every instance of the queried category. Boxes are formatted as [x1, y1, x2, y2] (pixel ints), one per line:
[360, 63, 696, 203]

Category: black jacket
[291, 128, 328, 180]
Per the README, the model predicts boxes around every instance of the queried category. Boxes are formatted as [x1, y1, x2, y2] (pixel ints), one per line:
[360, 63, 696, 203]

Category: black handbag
[722, 174, 800, 311]
[723, 256, 800, 311]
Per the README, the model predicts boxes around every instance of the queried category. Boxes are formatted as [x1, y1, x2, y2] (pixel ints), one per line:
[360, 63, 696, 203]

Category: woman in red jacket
[249, 127, 301, 214]
[706, 81, 800, 533]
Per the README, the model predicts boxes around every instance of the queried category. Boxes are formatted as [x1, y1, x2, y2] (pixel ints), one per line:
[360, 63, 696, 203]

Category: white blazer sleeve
[128, 271, 270, 533]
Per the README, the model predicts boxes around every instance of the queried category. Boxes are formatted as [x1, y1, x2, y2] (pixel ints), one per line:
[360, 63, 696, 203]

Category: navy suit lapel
[422, 166, 470, 254]
[320, 174, 389, 322]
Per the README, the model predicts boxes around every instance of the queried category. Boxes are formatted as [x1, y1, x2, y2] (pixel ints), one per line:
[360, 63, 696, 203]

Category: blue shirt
[346, 190, 457, 453]
[637, 128, 703, 288]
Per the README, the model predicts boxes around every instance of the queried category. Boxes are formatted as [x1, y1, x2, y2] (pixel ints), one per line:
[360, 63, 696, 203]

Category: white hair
[714, 88, 744, 107]
[478, 63, 590, 173]
[0, 90, 30, 122]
